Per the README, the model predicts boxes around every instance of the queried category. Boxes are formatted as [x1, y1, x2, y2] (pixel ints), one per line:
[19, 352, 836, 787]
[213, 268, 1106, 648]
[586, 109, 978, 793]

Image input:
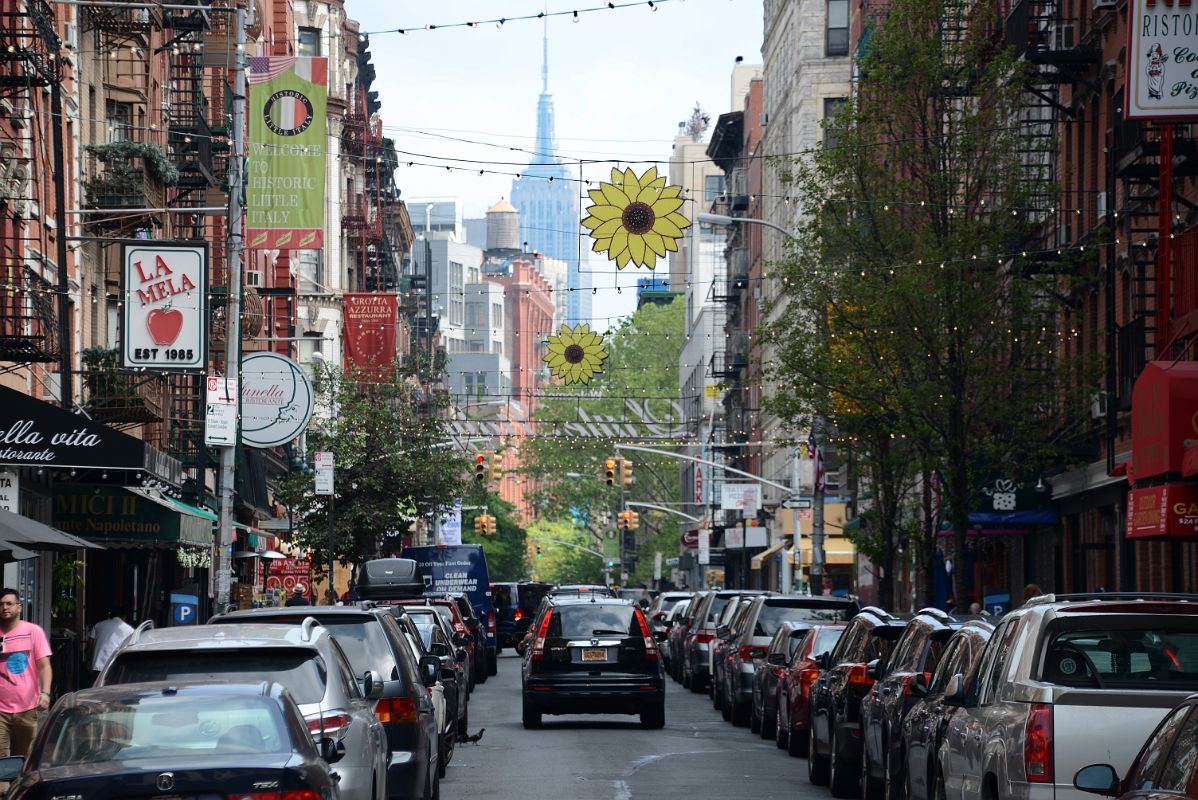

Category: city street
[442, 653, 810, 800]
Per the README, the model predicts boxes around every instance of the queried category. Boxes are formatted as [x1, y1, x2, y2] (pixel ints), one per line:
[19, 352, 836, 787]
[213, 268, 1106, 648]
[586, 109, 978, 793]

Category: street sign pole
[315, 452, 335, 603]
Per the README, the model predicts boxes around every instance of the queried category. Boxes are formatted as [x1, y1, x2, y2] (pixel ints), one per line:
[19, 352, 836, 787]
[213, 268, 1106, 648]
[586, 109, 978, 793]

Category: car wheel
[475, 661, 488, 685]
[829, 734, 857, 798]
[775, 702, 789, 750]
[761, 705, 777, 740]
[861, 746, 883, 800]
[886, 752, 907, 800]
[808, 720, 830, 785]
[437, 740, 448, 779]
[933, 769, 946, 800]
[521, 696, 541, 729]
[749, 700, 762, 733]
[487, 650, 498, 676]
[458, 705, 469, 738]
[731, 699, 750, 727]
[788, 722, 808, 757]
[712, 679, 723, 709]
[641, 704, 665, 729]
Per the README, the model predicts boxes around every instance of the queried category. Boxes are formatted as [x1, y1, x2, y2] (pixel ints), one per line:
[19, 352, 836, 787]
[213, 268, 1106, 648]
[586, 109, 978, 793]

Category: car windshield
[40, 695, 291, 767]
[550, 605, 638, 639]
[313, 619, 399, 681]
[107, 650, 326, 705]
[412, 621, 436, 650]
[1041, 622, 1198, 690]
[492, 585, 513, 608]
[755, 602, 854, 636]
[707, 596, 732, 623]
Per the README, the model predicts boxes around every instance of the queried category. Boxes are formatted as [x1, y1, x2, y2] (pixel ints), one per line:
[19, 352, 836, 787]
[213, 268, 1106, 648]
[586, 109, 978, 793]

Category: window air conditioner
[1090, 392, 1108, 420]
[245, 270, 264, 288]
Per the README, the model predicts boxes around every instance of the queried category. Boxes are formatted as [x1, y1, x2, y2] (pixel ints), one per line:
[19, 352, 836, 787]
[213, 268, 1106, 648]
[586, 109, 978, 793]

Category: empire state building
[510, 30, 591, 326]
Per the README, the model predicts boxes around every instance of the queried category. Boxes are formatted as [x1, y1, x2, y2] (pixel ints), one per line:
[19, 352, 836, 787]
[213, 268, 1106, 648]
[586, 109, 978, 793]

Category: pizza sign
[121, 242, 208, 372]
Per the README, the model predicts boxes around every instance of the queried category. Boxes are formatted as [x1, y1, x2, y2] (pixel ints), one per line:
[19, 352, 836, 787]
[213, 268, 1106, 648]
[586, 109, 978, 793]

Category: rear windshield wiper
[591, 629, 629, 636]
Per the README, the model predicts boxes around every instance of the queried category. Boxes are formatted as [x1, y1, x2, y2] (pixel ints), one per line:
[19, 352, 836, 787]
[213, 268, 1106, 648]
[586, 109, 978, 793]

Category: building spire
[525, 17, 566, 179]
[542, 16, 549, 93]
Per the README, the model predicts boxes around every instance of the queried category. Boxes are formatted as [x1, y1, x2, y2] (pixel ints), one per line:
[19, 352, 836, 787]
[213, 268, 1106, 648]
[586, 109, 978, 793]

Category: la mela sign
[121, 242, 208, 372]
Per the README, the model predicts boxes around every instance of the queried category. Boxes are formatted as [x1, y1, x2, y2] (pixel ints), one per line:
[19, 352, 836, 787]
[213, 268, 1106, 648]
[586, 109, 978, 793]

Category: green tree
[527, 519, 605, 585]
[462, 495, 529, 581]
[765, 0, 1093, 607]
[277, 366, 468, 583]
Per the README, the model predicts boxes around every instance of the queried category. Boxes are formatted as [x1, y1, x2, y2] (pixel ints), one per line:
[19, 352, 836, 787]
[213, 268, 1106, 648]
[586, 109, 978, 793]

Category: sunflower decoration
[544, 323, 608, 385]
[582, 166, 691, 270]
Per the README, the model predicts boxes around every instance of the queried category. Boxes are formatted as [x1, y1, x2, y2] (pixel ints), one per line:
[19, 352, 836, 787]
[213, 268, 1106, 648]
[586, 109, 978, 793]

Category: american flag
[247, 56, 295, 84]
[808, 430, 826, 494]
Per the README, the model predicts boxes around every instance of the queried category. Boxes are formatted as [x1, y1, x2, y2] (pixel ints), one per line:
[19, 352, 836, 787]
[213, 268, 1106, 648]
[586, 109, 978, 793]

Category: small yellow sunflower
[544, 323, 608, 385]
[581, 166, 691, 270]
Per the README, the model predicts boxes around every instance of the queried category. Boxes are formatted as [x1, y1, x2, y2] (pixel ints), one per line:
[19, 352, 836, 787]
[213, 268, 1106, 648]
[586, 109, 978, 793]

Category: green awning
[53, 487, 211, 548]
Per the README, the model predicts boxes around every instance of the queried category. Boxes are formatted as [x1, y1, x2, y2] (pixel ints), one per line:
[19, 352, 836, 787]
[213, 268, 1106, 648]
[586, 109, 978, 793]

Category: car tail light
[694, 632, 714, 645]
[488, 611, 496, 634]
[282, 793, 320, 800]
[903, 672, 932, 697]
[636, 610, 659, 660]
[800, 668, 821, 685]
[306, 710, 352, 737]
[739, 645, 767, 661]
[1024, 703, 1054, 783]
[375, 695, 418, 724]
[531, 609, 553, 661]
[847, 663, 873, 688]
[229, 793, 282, 800]
[514, 609, 524, 622]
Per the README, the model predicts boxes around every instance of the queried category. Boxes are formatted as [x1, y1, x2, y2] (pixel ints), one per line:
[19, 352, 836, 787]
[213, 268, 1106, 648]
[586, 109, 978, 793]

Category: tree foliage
[527, 519, 605, 585]
[764, 0, 1095, 607]
[277, 367, 468, 580]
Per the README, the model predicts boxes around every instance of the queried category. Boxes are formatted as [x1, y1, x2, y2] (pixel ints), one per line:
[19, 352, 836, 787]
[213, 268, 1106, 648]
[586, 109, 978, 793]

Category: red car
[775, 624, 845, 756]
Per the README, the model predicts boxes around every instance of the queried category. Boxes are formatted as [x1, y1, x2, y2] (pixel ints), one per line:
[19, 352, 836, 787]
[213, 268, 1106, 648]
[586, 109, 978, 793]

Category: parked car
[401, 546, 498, 676]
[426, 592, 488, 685]
[492, 581, 552, 649]
[1073, 691, 1198, 800]
[548, 584, 617, 599]
[936, 593, 1198, 800]
[723, 595, 858, 728]
[901, 620, 994, 800]
[383, 607, 459, 779]
[751, 621, 810, 738]
[776, 624, 847, 756]
[208, 606, 442, 800]
[391, 598, 476, 696]
[670, 592, 707, 684]
[646, 591, 692, 637]
[98, 622, 396, 800]
[808, 606, 911, 797]
[860, 608, 974, 800]
[712, 594, 760, 713]
[520, 596, 665, 728]
[394, 605, 470, 737]
[661, 600, 691, 677]
[684, 590, 763, 693]
[0, 682, 343, 800]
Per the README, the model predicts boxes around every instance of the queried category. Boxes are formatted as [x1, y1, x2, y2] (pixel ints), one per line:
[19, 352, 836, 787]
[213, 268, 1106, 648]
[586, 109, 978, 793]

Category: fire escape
[0, 0, 58, 368]
[341, 88, 385, 293]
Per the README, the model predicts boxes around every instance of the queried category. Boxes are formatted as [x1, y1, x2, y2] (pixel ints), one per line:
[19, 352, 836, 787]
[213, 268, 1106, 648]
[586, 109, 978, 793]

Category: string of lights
[357, 1, 676, 37]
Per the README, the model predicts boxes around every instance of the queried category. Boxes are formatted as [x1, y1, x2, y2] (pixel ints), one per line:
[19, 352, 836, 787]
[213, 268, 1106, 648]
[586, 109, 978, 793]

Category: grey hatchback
[99, 621, 390, 800]
[211, 606, 442, 800]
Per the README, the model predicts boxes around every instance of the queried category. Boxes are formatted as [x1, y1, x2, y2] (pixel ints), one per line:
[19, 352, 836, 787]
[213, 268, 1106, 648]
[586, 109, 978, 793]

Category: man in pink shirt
[0, 588, 52, 759]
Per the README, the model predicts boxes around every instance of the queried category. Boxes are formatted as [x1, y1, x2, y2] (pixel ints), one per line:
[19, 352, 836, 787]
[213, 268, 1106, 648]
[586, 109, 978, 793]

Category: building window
[827, 0, 849, 56]
[823, 97, 847, 150]
[705, 174, 726, 202]
[298, 27, 321, 57]
[106, 100, 132, 143]
[297, 250, 323, 293]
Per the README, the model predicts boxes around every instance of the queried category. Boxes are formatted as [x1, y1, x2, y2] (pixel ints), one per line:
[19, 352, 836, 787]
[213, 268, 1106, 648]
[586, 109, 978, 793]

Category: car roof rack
[1028, 592, 1198, 606]
[128, 618, 154, 645]
[300, 616, 324, 641]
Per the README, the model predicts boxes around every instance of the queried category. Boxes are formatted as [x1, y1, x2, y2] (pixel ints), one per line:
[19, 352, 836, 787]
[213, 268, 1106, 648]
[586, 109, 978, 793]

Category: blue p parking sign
[171, 593, 199, 625]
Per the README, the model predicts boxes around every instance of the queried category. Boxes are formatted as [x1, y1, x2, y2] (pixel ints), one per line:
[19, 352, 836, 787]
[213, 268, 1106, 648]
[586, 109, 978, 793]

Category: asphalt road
[441, 652, 825, 800]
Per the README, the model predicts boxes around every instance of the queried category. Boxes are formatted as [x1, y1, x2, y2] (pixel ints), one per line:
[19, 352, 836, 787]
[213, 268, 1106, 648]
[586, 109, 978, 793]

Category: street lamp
[697, 212, 825, 596]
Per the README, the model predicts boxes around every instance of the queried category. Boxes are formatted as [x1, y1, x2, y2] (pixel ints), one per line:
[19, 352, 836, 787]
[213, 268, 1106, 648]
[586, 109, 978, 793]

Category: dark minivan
[492, 581, 552, 649]
[521, 596, 665, 729]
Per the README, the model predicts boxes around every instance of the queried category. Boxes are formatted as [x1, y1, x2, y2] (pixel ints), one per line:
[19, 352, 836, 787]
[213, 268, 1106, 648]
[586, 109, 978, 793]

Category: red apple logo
[146, 308, 184, 346]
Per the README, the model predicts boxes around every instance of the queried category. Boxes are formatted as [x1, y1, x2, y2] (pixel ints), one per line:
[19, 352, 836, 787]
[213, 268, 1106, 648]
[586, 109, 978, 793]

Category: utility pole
[811, 428, 826, 596]
[215, 2, 248, 610]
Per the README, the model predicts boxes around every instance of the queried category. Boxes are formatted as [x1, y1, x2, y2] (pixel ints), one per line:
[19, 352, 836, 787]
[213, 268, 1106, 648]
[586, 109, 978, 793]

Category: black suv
[520, 596, 665, 729]
[211, 605, 439, 800]
[859, 608, 972, 800]
[808, 606, 910, 797]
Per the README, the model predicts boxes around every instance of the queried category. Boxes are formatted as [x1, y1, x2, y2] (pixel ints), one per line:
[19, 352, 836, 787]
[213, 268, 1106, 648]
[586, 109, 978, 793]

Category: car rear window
[813, 627, 844, 657]
[755, 601, 854, 636]
[707, 596, 732, 624]
[550, 604, 638, 639]
[493, 585, 513, 608]
[40, 695, 291, 767]
[1040, 621, 1198, 690]
[315, 618, 400, 681]
[107, 650, 326, 705]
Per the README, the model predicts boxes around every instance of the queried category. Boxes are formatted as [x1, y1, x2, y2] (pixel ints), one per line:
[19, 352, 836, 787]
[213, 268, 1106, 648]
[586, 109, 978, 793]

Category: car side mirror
[430, 642, 449, 658]
[320, 737, 347, 763]
[816, 652, 831, 670]
[0, 755, 24, 781]
[716, 626, 730, 639]
[909, 671, 930, 698]
[867, 659, 884, 680]
[942, 673, 966, 706]
[1073, 764, 1120, 796]
[767, 652, 787, 666]
[453, 633, 467, 646]
[418, 654, 440, 687]
[361, 669, 384, 701]
[455, 648, 469, 662]
[440, 665, 457, 681]
[653, 629, 668, 642]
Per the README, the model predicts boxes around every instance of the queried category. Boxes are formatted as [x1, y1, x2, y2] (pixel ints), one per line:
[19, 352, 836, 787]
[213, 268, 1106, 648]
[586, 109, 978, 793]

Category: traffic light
[604, 458, 617, 486]
[483, 515, 497, 536]
[473, 515, 485, 535]
[473, 453, 487, 481]
[489, 452, 502, 483]
[535, 545, 543, 559]
[629, 511, 640, 528]
[620, 458, 633, 487]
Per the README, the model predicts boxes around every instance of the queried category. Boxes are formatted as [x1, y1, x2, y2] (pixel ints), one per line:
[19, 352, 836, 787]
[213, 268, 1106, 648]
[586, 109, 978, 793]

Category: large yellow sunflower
[544, 323, 608, 385]
[581, 166, 691, 270]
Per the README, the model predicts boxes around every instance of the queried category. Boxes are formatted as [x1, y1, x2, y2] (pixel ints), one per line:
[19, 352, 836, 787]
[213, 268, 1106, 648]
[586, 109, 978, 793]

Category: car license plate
[581, 647, 608, 662]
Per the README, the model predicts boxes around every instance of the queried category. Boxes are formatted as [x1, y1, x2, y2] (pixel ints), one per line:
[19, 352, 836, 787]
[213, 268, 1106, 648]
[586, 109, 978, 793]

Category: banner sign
[1125, 0, 1198, 120]
[266, 557, 312, 594]
[240, 352, 314, 448]
[343, 293, 398, 382]
[121, 242, 208, 372]
[247, 56, 328, 250]
[1127, 483, 1198, 540]
[437, 499, 462, 546]
[721, 483, 760, 513]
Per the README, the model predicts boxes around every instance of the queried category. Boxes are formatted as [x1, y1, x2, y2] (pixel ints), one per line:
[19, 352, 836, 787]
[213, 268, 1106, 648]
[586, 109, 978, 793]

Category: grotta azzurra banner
[247, 56, 328, 249]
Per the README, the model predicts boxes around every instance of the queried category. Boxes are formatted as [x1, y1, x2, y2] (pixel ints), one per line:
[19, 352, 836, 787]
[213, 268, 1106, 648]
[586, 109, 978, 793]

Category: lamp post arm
[697, 213, 799, 241]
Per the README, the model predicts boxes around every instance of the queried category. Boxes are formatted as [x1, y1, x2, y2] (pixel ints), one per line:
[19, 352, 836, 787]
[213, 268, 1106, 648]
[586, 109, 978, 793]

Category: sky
[347, 0, 764, 327]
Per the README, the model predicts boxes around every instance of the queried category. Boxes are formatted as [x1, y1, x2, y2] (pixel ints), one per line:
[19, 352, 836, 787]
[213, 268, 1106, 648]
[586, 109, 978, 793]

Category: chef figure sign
[1146, 43, 1168, 101]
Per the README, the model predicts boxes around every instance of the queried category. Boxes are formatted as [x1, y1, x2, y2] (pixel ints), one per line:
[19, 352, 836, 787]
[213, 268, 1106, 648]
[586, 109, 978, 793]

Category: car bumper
[835, 719, 863, 763]
[735, 666, 755, 703]
[524, 675, 665, 714]
[384, 742, 430, 800]
[691, 645, 710, 677]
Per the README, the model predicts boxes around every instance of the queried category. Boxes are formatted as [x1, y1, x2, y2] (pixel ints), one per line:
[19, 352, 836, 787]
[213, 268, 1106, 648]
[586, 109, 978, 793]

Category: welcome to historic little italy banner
[247, 56, 328, 250]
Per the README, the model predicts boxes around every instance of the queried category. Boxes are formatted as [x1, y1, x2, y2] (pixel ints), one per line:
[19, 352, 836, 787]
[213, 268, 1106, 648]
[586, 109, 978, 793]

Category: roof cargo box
[357, 558, 425, 600]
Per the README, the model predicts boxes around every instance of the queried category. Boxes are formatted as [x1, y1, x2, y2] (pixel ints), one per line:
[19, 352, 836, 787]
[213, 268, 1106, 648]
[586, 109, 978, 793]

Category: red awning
[1131, 361, 1198, 482]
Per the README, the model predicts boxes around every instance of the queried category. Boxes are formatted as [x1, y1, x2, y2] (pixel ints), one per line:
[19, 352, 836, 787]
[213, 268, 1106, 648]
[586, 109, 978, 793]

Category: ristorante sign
[343, 293, 398, 382]
[1126, 0, 1198, 120]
